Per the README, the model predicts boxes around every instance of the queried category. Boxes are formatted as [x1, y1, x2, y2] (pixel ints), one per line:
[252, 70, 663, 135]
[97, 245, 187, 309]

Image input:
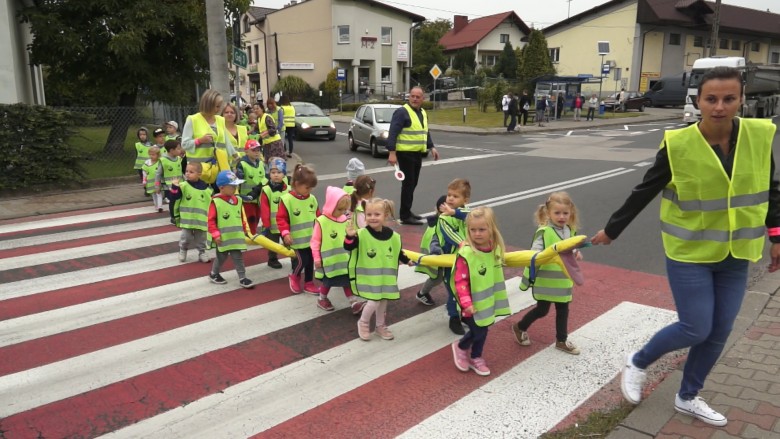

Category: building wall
[476, 20, 526, 68]
[242, 19, 271, 103]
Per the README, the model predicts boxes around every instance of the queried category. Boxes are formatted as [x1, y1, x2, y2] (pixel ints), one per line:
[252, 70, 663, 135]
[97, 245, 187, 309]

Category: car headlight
[329, 121, 335, 129]
[684, 112, 692, 118]
[381, 130, 389, 139]
[300, 122, 310, 129]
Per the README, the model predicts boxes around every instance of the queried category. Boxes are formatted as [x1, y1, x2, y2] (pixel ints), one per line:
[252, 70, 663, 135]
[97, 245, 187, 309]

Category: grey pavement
[2, 106, 777, 439]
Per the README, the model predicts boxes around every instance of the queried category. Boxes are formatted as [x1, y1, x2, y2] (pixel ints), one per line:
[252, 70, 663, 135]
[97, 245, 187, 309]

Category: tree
[412, 19, 451, 89]
[18, 0, 249, 153]
[516, 29, 556, 89]
[452, 48, 476, 75]
[319, 69, 340, 109]
[272, 76, 314, 101]
[494, 42, 517, 79]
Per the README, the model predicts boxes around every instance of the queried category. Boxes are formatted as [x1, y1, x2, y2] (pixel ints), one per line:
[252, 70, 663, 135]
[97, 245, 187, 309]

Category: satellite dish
[597, 41, 610, 55]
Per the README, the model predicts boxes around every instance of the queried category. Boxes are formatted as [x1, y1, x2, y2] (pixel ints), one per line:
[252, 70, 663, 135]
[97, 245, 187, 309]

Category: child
[169, 162, 213, 263]
[450, 207, 510, 376]
[141, 146, 163, 212]
[236, 139, 264, 235]
[277, 164, 320, 294]
[152, 127, 166, 150]
[513, 191, 583, 355]
[134, 127, 152, 184]
[164, 121, 180, 141]
[260, 157, 289, 269]
[343, 158, 365, 195]
[156, 139, 185, 225]
[349, 175, 376, 229]
[344, 198, 413, 341]
[207, 170, 254, 289]
[414, 195, 447, 306]
[438, 178, 472, 335]
[312, 186, 365, 314]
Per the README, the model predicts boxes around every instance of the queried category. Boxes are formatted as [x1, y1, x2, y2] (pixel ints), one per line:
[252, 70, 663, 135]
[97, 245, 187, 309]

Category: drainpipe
[637, 26, 657, 92]
[253, 21, 271, 101]
[274, 32, 281, 82]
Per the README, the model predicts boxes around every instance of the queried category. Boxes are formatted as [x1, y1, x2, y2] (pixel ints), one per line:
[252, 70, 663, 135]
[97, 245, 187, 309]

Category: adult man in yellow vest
[386, 86, 440, 225]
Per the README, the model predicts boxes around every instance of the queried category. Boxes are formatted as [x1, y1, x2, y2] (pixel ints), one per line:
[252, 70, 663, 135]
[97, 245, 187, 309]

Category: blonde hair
[448, 178, 471, 199]
[534, 191, 580, 229]
[221, 102, 239, 122]
[148, 146, 161, 157]
[364, 198, 395, 221]
[198, 89, 224, 114]
[187, 161, 203, 173]
[291, 163, 318, 188]
[465, 206, 505, 262]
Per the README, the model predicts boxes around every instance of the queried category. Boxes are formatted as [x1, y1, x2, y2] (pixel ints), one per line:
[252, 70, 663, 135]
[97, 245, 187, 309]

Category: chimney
[454, 15, 468, 33]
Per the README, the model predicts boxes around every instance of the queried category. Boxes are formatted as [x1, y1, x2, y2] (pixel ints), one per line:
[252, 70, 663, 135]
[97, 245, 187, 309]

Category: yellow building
[543, 0, 780, 96]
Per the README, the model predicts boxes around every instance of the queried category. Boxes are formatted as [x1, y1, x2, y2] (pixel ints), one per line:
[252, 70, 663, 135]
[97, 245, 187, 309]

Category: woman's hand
[769, 243, 780, 272]
[199, 134, 213, 144]
[590, 230, 613, 245]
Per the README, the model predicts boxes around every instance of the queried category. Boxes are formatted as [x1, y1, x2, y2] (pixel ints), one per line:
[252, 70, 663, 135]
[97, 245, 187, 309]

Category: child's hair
[198, 89, 223, 114]
[187, 162, 203, 173]
[350, 175, 376, 212]
[137, 127, 148, 139]
[148, 146, 160, 157]
[364, 198, 395, 221]
[448, 178, 471, 199]
[534, 191, 580, 229]
[164, 139, 181, 153]
[465, 206, 505, 262]
[335, 195, 351, 212]
[291, 164, 317, 188]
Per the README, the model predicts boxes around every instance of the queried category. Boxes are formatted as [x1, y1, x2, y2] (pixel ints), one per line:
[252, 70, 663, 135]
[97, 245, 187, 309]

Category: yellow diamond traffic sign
[429, 64, 442, 80]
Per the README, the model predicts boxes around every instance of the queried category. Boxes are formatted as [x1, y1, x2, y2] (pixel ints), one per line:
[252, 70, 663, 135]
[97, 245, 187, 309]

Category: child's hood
[323, 186, 349, 221]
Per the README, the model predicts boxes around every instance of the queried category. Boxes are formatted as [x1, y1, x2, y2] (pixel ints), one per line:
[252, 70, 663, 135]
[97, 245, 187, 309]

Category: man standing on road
[387, 86, 440, 225]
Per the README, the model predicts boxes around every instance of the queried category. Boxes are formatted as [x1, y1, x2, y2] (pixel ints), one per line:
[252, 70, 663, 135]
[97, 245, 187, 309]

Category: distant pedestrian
[556, 93, 565, 120]
[519, 90, 531, 126]
[501, 92, 510, 127]
[507, 92, 518, 132]
[586, 94, 598, 121]
[535, 95, 547, 127]
[134, 127, 152, 185]
[279, 95, 296, 158]
[572, 93, 584, 121]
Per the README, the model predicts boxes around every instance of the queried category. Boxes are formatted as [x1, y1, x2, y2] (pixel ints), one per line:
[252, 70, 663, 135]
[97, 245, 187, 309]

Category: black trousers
[503, 110, 509, 126]
[285, 127, 295, 155]
[520, 109, 529, 125]
[396, 151, 423, 220]
[517, 300, 570, 342]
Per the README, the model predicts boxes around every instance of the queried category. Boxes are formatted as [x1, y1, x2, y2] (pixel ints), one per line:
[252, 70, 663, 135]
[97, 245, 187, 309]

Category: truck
[682, 56, 780, 123]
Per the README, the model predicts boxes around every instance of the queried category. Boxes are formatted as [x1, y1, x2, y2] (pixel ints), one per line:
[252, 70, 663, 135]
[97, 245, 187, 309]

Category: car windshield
[294, 104, 325, 117]
[374, 108, 396, 123]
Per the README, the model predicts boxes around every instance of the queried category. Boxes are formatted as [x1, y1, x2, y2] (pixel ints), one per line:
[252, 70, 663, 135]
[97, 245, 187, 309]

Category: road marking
[316, 153, 503, 181]
[1, 219, 168, 249]
[0, 207, 153, 233]
[635, 161, 653, 167]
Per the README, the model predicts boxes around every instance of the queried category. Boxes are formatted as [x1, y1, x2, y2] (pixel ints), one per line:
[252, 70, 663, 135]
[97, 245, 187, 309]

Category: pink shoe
[350, 300, 367, 315]
[376, 325, 394, 340]
[288, 274, 302, 294]
[317, 297, 335, 311]
[451, 341, 469, 372]
[357, 320, 372, 341]
[469, 357, 491, 376]
[303, 281, 319, 295]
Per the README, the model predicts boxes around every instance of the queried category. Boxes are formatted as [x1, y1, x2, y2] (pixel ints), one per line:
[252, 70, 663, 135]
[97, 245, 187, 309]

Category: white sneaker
[198, 252, 210, 263]
[178, 249, 187, 262]
[674, 394, 727, 426]
[621, 351, 646, 404]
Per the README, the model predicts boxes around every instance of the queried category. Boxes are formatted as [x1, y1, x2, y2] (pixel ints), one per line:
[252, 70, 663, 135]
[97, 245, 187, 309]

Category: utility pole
[567, 0, 573, 18]
[709, 0, 721, 57]
[206, 0, 231, 101]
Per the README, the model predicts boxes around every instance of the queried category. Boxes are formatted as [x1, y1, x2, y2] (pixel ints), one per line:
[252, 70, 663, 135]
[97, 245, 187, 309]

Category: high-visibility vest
[262, 184, 289, 233]
[281, 105, 296, 128]
[396, 104, 428, 153]
[188, 113, 226, 162]
[414, 223, 443, 279]
[520, 226, 575, 303]
[450, 244, 510, 327]
[164, 134, 178, 142]
[349, 228, 402, 301]
[342, 184, 355, 195]
[227, 125, 248, 155]
[660, 119, 775, 263]
[174, 182, 212, 231]
[134, 142, 151, 170]
[280, 192, 318, 249]
[259, 113, 282, 145]
[238, 160, 264, 199]
[439, 215, 466, 253]
[141, 160, 159, 194]
[314, 215, 350, 280]
[159, 156, 183, 191]
[211, 197, 246, 252]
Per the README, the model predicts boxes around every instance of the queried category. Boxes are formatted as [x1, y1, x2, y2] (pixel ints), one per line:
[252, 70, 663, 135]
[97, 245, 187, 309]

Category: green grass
[539, 403, 635, 438]
[68, 126, 145, 180]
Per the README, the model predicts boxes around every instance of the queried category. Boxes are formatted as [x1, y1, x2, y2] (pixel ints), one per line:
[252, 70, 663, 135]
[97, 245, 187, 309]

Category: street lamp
[597, 41, 610, 99]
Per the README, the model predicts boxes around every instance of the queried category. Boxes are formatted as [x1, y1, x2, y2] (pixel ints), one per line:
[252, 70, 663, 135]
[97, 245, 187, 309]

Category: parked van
[643, 74, 687, 107]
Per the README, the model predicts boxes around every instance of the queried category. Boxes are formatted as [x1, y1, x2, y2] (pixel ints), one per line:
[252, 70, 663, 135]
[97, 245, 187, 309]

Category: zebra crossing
[0, 203, 679, 438]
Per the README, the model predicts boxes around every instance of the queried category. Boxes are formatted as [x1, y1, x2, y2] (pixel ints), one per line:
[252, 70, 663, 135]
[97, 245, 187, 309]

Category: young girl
[450, 207, 509, 376]
[312, 186, 364, 314]
[134, 127, 152, 184]
[345, 198, 413, 341]
[236, 139, 264, 234]
[414, 195, 447, 306]
[277, 164, 320, 294]
[513, 191, 583, 355]
[141, 146, 163, 212]
[349, 175, 376, 229]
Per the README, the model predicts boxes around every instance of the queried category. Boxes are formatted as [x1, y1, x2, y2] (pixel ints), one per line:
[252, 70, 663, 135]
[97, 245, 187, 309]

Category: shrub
[272, 76, 315, 102]
[0, 104, 85, 190]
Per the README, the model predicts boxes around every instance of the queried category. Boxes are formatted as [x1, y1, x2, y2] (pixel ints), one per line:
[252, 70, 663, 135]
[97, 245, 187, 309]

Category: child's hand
[346, 222, 356, 237]
[574, 249, 583, 261]
[314, 260, 322, 269]
[170, 177, 180, 187]
[407, 260, 415, 267]
[214, 237, 222, 246]
[463, 305, 475, 314]
[439, 203, 454, 216]
[283, 235, 292, 246]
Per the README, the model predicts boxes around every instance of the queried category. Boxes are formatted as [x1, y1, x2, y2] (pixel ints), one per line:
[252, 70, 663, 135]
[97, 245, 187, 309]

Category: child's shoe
[303, 281, 319, 295]
[350, 300, 366, 315]
[239, 278, 254, 289]
[288, 274, 302, 294]
[198, 252, 210, 263]
[317, 297, 335, 311]
[158, 208, 164, 213]
[555, 340, 580, 355]
[178, 249, 187, 262]
[209, 273, 227, 284]
[449, 316, 465, 335]
[512, 324, 531, 346]
[451, 341, 469, 372]
[267, 257, 282, 269]
[469, 357, 491, 376]
[375, 325, 394, 340]
[357, 320, 372, 341]
[416, 290, 435, 306]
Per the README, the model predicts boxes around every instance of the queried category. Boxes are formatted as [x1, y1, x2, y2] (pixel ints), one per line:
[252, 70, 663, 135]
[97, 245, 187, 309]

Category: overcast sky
[257, 0, 777, 28]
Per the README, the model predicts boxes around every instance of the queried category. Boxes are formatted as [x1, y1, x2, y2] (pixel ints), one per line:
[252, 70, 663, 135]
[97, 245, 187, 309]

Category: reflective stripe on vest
[349, 228, 401, 300]
[188, 113, 227, 162]
[238, 161, 264, 197]
[212, 197, 246, 252]
[281, 105, 296, 128]
[396, 104, 428, 153]
[263, 185, 288, 233]
[520, 226, 574, 303]
[281, 193, 317, 249]
[134, 142, 151, 169]
[315, 216, 350, 279]
[660, 119, 774, 263]
[175, 182, 212, 231]
[159, 156, 183, 190]
[141, 161, 159, 194]
[260, 114, 282, 145]
[450, 244, 509, 327]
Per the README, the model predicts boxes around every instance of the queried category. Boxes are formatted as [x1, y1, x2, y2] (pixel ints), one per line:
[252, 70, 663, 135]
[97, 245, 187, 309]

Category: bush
[272, 76, 315, 102]
[0, 104, 85, 190]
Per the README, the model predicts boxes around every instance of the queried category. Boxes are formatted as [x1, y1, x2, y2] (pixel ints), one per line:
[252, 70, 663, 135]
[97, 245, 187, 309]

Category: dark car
[291, 102, 336, 141]
[603, 91, 648, 111]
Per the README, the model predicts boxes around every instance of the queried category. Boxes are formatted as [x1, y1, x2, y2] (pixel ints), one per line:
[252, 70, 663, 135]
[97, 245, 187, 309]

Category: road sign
[430, 64, 442, 80]
[602, 64, 610, 75]
[233, 47, 248, 69]
[337, 68, 346, 81]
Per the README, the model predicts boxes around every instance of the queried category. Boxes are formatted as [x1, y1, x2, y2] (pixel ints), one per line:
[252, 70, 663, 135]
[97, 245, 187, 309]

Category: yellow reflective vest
[259, 113, 282, 145]
[281, 105, 296, 128]
[396, 104, 428, 153]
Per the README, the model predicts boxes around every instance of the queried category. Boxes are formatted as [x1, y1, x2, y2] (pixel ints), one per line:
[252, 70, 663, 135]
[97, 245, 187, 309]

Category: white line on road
[0, 207, 154, 234]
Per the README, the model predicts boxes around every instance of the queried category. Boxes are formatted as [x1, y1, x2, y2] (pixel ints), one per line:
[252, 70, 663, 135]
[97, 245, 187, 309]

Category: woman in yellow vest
[592, 67, 780, 427]
[181, 89, 238, 184]
[278, 95, 296, 158]
[256, 102, 285, 164]
[222, 103, 249, 163]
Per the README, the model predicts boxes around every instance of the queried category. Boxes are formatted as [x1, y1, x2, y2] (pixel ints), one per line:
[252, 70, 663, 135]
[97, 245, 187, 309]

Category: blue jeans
[633, 255, 748, 400]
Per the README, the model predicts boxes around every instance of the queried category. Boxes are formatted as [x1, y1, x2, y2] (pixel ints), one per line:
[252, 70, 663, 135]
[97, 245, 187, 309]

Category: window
[248, 48, 252, 64]
[338, 25, 350, 44]
[482, 55, 498, 67]
[254, 45, 259, 63]
[751, 42, 760, 52]
[772, 52, 780, 64]
[243, 16, 250, 33]
[693, 36, 703, 47]
[731, 40, 741, 51]
[381, 27, 392, 45]
[669, 33, 681, 45]
[549, 47, 560, 63]
[719, 39, 728, 50]
[500, 34, 509, 44]
[381, 67, 391, 83]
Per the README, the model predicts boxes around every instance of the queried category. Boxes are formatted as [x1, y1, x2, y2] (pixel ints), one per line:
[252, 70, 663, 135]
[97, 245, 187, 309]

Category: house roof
[261, 0, 425, 23]
[439, 11, 532, 52]
[247, 6, 276, 22]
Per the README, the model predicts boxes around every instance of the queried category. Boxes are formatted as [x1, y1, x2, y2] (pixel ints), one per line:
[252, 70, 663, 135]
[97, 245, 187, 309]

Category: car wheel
[370, 138, 381, 158]
[348, 133, 358, 151]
